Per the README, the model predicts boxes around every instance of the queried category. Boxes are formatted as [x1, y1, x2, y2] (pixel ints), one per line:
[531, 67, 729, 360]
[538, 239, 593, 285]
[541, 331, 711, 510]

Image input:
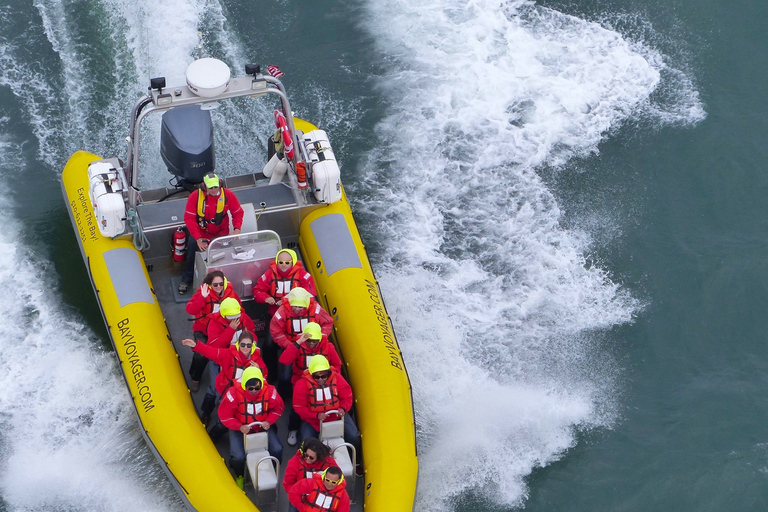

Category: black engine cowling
[160, 105, 215, 184]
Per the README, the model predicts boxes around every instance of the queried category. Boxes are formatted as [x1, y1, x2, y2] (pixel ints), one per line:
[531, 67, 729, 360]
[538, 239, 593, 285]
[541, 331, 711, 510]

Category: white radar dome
[185, 58, 231, 98]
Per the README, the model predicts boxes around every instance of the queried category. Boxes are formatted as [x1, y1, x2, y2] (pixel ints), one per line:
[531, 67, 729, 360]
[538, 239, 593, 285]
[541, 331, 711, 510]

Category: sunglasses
[246, 384, 261, 391]
[303, 452, 317, 461]
[211, 282, 225, 287]
[239, 343, 253, 348]
[324, 477, 341, 485]
[277, 260, 292, 265]
[313, 372, 331, 380]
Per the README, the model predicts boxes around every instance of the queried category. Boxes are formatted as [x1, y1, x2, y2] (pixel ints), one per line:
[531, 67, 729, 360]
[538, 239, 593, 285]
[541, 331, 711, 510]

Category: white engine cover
[88, 161, 127, 238]
[303, 130, 341, 204]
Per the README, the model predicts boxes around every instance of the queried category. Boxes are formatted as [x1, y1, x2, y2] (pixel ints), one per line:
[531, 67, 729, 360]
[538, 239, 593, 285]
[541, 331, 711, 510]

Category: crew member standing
[179, 172, 243, 294]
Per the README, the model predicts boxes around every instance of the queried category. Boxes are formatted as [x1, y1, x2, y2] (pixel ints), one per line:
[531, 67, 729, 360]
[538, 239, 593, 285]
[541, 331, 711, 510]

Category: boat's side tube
[62, 151, 258, 512]
[299, 189, 419, 512]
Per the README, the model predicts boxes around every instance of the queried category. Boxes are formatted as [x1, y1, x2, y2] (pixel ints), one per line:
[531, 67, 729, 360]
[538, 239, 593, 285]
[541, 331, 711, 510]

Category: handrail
[319, 413, 359, 503]
[331, 441, 358, 504]
[205, 229, 282, 261]
[126, 73, 298, 209]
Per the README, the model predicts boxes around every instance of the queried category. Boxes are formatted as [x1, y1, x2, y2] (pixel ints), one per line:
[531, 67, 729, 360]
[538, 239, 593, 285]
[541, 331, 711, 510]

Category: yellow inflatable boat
[61, 58, 417, 511]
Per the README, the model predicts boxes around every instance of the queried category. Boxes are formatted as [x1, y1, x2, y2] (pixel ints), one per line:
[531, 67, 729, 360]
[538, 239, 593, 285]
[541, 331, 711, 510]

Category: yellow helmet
[308, 355, 330, 375]
[275, 248, 297, 266]
[303, 322, 322, 340]
[241, 366, 264, 390]
[219, 297, 241, 317]
[287, 287, 311, 308]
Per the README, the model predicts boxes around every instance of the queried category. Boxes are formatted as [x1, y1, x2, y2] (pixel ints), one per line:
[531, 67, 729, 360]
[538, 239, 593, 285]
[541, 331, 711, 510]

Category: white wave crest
[0, 137, 182, 511]
[357, 0, 703, 509]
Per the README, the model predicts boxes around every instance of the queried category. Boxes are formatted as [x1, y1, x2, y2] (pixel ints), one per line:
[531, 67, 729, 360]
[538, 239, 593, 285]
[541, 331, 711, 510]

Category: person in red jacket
[282, 438, 337, 496]
[288, 466, 350, 512]
[181, 331, 268, 426]
[280, 322, 342, 385]
[201, 296, 256, 432]
[293, 356, 360, 454]
[179, 172, 244, 294]
[280, 323, 343, 445]
[185, 270, 242, 391]
[253, 248, 317, 317]
[270, 287, 333, 350]
[218, 366, 284, 489]
[205, 297, 256, 349]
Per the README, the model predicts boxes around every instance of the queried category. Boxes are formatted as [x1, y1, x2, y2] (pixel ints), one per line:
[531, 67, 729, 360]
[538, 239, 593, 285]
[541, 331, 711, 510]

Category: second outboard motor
[160, 105, 215, 185]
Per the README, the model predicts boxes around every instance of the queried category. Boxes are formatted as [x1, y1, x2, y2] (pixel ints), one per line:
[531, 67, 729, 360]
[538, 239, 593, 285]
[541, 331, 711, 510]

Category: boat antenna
[197, 31, 203, 60]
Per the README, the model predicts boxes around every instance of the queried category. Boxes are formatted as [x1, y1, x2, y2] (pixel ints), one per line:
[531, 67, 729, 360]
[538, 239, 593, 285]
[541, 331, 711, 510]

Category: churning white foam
[0, 0, 233, 506]
[0, 138, 182, 511]
[356, 0, 704, 509]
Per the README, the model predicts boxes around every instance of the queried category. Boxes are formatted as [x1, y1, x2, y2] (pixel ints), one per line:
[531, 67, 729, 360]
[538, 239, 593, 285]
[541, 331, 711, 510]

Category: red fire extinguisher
[172, 227, 187, 262]
[296, 161, 308, 189]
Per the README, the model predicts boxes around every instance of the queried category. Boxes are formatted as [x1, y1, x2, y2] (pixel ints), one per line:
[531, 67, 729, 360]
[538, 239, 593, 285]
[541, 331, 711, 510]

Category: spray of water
[0, 135, 184, 511]
[0, 0, 243, 508]
[355, 0, 704, 509]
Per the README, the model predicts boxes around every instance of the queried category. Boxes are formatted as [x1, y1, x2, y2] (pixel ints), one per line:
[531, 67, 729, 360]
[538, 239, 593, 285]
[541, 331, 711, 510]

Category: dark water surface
[1, 0, 766, 510]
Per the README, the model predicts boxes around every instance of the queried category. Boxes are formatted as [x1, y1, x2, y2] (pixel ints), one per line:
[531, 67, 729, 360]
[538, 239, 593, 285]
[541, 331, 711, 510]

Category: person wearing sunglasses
[179, 172, 244, 295]
[279, 322, 343, 446]
[181, 331, 268, 427]
[292, 356, 360, 455]
[254, 248, 317, 317]
[270, 287, 333, 351]
[197, 297, 256, 421]
[218, 366, 284, 489]
[282, 437, 337, 500]
[288, 466, 350, 512]
[184, 270, 242, 391]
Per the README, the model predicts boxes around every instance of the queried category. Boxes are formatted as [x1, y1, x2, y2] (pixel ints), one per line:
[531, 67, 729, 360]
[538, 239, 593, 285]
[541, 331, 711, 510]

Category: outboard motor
[160, 104, 215, 185]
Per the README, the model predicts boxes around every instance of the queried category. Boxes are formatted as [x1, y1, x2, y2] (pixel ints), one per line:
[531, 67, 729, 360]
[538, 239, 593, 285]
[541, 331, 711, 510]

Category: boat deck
[151, 261, 364, 511]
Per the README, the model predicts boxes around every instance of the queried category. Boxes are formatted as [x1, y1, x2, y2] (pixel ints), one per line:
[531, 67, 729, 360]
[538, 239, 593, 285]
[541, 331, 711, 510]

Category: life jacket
[235, 385, 272, 426]
[221, 346, 262, 394]
[288, 298, 322, 338]
[301, 474, 345, 511]
[197, 188, 228, 228]
[269, 262, 306, 300]
[193, 283, 237, 330]
[301, 463, 329, 480]
[303, 370, 341, 414]
[295, 340, 335, 373]
[271, 128, 285, 155]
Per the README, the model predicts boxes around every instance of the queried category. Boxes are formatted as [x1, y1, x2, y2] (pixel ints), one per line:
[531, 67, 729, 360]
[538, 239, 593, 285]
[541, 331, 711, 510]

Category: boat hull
[62, 149, 418, 511]
[299, 191, 419, 510]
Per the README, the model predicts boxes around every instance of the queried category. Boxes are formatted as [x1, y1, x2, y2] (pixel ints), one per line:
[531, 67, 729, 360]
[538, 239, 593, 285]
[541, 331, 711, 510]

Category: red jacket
[288, 473, 350, 512]
[184, 188, 244, 241]
[192, 342, 268, 395]
[205, 310, 256, 349]
[218, 381, 284, 433]
[282, 452, 337, 493]
[253, 261, 317, 316]
[279, 338, 342, 384]
[292, 368, 353, 431]
[185, 283, 241, 333]
[270, 299, 333, 350]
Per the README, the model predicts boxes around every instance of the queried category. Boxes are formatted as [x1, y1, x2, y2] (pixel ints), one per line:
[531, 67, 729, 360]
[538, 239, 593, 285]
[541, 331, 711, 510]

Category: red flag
[267, 65, 284, 79]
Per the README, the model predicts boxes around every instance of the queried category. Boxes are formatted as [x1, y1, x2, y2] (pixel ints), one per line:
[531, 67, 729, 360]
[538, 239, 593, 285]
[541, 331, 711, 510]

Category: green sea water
[0, 0, 766, 510]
